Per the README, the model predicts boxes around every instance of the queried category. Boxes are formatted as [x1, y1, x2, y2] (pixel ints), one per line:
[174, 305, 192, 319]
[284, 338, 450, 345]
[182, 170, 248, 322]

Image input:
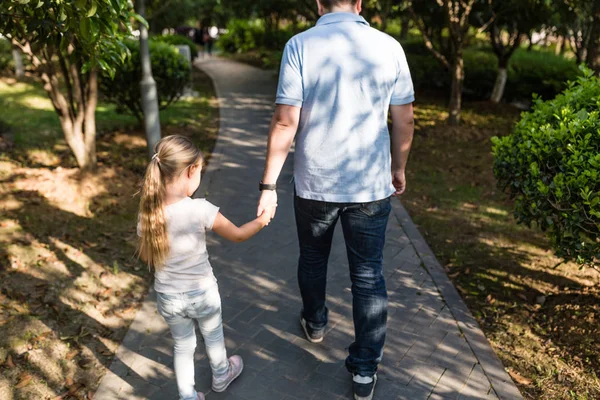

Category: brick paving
[94, 58, 522, 400]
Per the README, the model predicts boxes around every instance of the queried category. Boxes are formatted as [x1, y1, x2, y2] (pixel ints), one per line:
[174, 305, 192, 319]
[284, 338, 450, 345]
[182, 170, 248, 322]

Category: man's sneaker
[211, 355, 244, 392]
[353, 374, 377, 400]
[300, 317, 324, 343]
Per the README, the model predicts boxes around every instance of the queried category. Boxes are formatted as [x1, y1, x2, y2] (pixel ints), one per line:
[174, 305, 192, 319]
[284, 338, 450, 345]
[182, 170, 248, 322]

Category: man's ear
[356, 0, 362, 13]
[316, 0, 325, 16]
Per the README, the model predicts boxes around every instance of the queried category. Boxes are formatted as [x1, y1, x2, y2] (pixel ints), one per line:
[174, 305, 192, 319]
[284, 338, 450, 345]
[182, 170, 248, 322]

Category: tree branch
[408, 6, 450, 69]
[58, 51, 77, 121]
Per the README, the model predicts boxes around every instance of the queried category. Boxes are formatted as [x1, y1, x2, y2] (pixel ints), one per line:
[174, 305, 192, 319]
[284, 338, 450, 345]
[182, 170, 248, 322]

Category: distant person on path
[203, 27, 216, 56]
[257, 1, 415, 399]
[137, 135, 276, 400]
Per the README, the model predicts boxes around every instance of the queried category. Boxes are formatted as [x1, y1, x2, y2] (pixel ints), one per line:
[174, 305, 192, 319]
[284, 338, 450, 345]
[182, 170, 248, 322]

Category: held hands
[392, 169, 407, 196]
[258, 204, 277, 226]
[257, 189, 278, 219]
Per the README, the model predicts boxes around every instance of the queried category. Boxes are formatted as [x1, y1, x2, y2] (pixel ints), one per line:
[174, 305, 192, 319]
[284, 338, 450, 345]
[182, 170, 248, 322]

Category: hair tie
[152, 153, 160, 163]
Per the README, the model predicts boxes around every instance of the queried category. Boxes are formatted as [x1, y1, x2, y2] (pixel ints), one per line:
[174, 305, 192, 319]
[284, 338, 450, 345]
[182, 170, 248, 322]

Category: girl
[137, 135, 276, 400]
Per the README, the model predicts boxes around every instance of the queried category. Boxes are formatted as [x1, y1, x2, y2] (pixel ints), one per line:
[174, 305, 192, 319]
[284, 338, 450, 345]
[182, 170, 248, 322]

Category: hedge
[99, 39, 191, 121]
[152, 34, 199, 60]
[402, 40, 581, 102]
[492, 67, 600, 265]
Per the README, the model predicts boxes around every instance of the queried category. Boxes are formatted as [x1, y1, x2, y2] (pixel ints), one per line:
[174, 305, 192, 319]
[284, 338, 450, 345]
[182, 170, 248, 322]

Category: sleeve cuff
[276, 97, 303, 108]
[207, 206, 220, 231]
[390, 94, 415, 105]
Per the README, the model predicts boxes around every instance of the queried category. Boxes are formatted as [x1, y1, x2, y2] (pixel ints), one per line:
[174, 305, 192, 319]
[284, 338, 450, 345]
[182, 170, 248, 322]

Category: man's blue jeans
[294, 195, 391, 377]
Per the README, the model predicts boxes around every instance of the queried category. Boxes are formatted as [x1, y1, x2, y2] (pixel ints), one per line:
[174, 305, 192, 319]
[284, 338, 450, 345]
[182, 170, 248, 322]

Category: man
[257, 1, 414, 399]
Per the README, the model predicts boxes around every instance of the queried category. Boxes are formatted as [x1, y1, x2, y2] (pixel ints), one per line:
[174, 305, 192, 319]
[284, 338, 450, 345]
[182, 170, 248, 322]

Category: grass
[401, 93, 600, 399]
[0, 68, 219, 399]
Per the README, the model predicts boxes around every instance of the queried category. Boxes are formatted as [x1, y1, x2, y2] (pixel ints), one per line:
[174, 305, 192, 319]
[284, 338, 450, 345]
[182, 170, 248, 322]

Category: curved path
[94, 58, 522, 400]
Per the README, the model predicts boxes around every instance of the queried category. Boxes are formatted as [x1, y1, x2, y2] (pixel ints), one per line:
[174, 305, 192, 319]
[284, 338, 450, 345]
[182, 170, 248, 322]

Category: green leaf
[97, 58, 110, 71]
[87, 1, 97, 17]
[80, 18, 91, 41]
[132, 13, 149, 29]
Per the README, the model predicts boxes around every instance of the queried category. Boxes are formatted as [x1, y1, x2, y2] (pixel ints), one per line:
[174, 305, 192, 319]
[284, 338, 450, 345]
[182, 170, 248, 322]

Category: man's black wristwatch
[259, 182, 277, 191]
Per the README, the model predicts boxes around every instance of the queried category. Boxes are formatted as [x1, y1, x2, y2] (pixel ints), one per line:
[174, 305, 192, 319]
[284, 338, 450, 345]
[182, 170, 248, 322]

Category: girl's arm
[212, 208, 274, 243]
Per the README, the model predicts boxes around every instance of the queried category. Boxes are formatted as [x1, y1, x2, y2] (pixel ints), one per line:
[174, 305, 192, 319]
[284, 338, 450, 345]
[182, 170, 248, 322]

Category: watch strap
[259, 182, 277, 191]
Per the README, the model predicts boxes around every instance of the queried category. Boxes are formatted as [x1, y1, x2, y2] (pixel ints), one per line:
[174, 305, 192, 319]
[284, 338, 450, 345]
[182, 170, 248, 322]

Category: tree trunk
[83, 69, 98, 168]
[586, 6, 600, 72]
[400, 16, 410, 40]
[381, 15, 388, 33]
[380, 0, 391, 33]
[14, 41, 97, 169]
[555, 36, 564, 56]
[449, 57, 464, 125]
[12, 48, 24, 78]
[527, 32, 534, 51]
[490, 67, 508, 103]
[572, 34, 585, 64]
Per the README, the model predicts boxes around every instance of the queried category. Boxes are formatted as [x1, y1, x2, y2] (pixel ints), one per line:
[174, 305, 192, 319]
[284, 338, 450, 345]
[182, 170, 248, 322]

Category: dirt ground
[401, 95, 600, 400]
[0, 69, 219, 400]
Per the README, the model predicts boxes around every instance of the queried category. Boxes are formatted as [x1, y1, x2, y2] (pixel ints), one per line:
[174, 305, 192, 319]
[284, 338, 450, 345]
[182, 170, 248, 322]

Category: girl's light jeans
[156, 285, 229, 400]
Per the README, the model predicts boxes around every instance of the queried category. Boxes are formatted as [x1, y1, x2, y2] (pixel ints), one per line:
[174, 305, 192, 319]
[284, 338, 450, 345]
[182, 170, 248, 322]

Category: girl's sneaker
[212, 355, 244, 392]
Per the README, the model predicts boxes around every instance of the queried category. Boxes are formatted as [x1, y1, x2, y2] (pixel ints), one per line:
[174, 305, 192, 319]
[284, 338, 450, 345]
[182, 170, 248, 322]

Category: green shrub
[400, 39, 430, 55]
[218, 19, 295, 54]
[0, 38, 13, 73]
[99, 39, 191, 121]
[492, 67, 600, 266]
[406, 53, 447, 90]
[218, 19, 262, 53]
[402, 40, 580, 101]
[462, 49, 498, 99]
[152, 34, 199, 59]
[505, 50, 581, 101]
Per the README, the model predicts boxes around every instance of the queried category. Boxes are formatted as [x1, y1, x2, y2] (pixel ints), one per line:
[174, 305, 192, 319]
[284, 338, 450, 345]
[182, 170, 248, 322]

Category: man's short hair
[320, 0, 358, 9]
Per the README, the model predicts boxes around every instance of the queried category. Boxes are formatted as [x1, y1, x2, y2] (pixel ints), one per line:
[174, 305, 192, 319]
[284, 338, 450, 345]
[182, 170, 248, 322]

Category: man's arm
[390, 103, 415, 196]
[257, 104, 301, 216]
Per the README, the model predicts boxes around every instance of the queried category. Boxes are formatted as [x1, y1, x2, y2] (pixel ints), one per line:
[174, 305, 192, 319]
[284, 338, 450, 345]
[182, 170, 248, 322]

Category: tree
[362, 0, 408, 32]
[478, 0, 552, 103]
[218, 0, 319, 26]
[144, 0, 225, 33]
[551, 0, 590, 64]
[0, 0, 139, 170]
[408, 0, 478, 125]
[585, 1, 600, 72]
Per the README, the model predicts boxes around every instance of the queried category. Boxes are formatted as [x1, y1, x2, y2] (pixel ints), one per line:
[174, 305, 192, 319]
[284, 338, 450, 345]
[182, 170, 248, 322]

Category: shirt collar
[316, 12, 370, 27]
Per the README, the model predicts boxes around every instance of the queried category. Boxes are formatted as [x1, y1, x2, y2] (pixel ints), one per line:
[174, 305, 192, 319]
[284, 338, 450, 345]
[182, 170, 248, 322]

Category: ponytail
[138, 156, 169, 269]
[136, 135, 203, 270]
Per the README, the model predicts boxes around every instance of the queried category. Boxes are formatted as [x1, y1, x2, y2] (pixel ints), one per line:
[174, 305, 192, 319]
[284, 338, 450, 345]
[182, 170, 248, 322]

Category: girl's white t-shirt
[138, 197, 220, 294]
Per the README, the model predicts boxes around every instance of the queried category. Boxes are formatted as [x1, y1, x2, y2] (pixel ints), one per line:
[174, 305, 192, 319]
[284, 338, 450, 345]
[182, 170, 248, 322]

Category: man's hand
[257, 190, 278, 218]
[257, 204, 277, 226]
[392, 169, 407, 196]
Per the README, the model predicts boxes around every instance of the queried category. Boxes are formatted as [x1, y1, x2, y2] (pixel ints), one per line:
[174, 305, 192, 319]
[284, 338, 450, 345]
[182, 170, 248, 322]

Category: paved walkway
[95, 59, 522, 400]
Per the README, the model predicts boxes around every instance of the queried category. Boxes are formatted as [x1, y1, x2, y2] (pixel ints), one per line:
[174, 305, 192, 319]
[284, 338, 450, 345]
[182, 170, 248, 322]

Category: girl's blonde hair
[137, 135, 203, 269]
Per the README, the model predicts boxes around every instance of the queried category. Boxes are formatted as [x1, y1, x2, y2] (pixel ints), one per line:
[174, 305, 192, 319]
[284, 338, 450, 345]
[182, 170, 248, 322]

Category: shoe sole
[354, 375, 377, 400]
[300, 318, 323, 343]
[211, 359, 244, 393]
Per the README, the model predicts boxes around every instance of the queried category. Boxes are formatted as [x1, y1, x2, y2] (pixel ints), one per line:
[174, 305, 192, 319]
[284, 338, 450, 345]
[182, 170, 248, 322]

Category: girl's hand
[258, 204, 277, 226]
